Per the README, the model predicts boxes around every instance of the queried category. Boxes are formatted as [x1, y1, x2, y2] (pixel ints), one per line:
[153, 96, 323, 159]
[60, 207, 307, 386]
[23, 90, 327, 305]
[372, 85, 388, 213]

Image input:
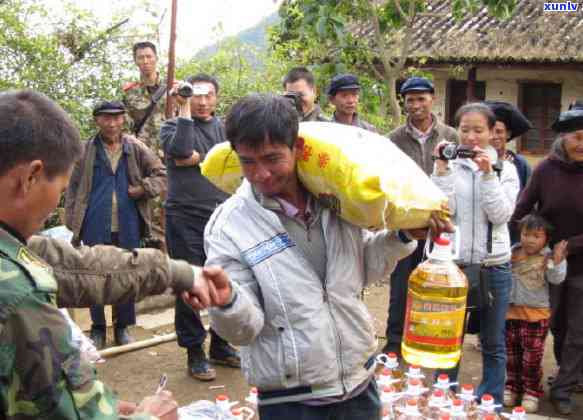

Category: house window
[519, 83, 561, 154]
[446, 80, 486, 126]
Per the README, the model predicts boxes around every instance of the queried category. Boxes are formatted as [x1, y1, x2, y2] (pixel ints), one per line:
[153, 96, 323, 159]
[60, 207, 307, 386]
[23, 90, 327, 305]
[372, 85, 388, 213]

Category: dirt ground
[97, 284, 580, 418]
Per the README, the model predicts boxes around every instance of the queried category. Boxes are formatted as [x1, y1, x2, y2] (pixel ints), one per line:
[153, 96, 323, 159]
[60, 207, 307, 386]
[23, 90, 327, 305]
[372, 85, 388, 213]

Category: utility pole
[165, 0, 178, 119]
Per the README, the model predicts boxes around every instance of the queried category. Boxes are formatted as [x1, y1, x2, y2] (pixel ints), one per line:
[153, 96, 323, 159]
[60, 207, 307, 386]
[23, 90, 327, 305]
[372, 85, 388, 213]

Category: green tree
[0, 0, 159, 138]
[270, 0, 517, 127]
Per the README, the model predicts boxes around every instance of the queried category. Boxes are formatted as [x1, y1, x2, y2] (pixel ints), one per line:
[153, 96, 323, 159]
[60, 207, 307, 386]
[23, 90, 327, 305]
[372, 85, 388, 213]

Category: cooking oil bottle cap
[461, 383, 474, 393]
[429, 236, 453, 261]
[386, 352, 399, 368]
[451, 399, 464, 412]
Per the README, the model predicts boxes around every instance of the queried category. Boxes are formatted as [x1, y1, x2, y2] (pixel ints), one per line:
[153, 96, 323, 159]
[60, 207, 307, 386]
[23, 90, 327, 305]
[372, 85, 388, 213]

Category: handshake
[183, 266, 233, 311]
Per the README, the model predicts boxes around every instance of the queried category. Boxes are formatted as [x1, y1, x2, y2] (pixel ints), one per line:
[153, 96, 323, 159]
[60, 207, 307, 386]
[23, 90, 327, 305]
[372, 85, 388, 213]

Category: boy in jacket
[504, 214, 567, 413]
[199, 94, 450, 420]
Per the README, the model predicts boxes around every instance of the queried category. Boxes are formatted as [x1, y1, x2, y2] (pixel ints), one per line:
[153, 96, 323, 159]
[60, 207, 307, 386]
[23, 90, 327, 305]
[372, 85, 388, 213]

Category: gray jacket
[509, 244, 566, 308]
[389, 116, 459, 175]
[204, 181, 416, 404]
[431, 158, 520, 266]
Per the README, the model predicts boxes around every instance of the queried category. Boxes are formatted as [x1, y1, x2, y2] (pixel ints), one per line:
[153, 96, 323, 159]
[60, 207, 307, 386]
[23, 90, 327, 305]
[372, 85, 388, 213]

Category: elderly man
[328, 74, 377, 132]
[383, 76, 459, 356]
[65, 101, 167, 349]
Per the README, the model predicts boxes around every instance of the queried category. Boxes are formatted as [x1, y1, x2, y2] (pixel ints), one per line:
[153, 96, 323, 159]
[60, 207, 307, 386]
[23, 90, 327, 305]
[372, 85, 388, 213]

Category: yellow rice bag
[201, 122, 447, 230]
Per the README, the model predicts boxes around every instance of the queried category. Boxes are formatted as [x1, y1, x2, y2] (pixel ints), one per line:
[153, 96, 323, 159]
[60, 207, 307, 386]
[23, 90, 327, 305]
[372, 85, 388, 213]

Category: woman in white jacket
[431, 103, 520, 407]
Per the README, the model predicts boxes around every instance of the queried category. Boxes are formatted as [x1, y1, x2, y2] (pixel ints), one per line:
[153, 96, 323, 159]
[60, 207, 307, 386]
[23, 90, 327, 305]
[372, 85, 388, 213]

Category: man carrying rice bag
[195, 94, 452, 420]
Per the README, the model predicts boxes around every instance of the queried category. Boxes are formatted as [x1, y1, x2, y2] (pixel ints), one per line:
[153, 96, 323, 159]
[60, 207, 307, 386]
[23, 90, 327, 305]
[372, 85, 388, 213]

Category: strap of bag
[487, 161, 504, 254]
[132, 84, 167, 136]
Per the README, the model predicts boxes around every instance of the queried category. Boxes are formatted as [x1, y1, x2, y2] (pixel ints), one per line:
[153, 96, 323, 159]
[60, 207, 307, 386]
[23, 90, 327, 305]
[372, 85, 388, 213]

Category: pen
[155, 373, 168, 394]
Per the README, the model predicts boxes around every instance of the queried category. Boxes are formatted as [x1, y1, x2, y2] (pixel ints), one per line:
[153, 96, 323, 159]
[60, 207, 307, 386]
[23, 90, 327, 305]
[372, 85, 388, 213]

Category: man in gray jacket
[197, 94, 450, 420]
[383, 77, 459, 355]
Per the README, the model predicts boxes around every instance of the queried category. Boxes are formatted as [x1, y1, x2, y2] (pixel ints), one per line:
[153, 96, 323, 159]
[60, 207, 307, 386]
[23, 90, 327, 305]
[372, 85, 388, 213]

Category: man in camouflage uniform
[122, 41, 167, 155]
[0, 90, 214, 419]
[122, 41, 167, 250]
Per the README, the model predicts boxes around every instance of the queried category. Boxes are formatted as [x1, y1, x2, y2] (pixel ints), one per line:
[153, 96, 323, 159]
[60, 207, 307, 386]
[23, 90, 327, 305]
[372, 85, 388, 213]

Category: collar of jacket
[0, 225, 26, 257]
[94, 133, 131, 155]
[405, 113, 438, 139]
[511, 243, 551, 258]
[304, 105, 322, 121]
[332, 111, 361, 125]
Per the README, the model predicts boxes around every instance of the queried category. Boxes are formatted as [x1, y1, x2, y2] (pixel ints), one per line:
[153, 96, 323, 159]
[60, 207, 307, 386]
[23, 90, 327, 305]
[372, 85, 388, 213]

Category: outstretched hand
[182, 266, 233, 310]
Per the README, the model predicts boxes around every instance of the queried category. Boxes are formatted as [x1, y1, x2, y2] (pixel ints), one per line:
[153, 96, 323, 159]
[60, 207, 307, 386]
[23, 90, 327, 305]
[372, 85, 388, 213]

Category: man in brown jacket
[65, 100, 167, 349]
[383, 77, 459, 355]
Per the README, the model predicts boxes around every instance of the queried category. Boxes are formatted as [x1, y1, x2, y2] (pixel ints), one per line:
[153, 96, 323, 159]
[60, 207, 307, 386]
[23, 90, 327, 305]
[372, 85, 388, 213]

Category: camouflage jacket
[122, 76, 167, 153]
[0, 226, 196, 419]
[302, 105, 329, 122]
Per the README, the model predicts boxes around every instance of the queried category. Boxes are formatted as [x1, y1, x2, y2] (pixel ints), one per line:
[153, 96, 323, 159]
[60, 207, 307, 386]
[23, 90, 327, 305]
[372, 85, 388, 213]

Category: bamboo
[98, 332, 177, 358]
[165, 0, 178, 119]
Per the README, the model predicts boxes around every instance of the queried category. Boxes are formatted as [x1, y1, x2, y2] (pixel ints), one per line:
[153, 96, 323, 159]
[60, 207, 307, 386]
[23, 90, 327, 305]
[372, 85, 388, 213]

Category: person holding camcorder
[431, 102, 520, 408]
[160, 75, 241, 382]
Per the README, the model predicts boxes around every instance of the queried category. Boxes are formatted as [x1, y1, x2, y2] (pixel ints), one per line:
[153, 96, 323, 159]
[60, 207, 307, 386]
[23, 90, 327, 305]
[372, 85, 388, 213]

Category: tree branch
[395, 0, 417, 70]
[70, 18, 129, 63]
[393, 0, 407, 20]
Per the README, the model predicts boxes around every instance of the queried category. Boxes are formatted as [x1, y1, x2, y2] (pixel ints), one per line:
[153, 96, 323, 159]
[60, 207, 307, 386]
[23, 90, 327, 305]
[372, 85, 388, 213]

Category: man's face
[20, 165, 73, 239]
[236, 140, 300, 197]
[330, 89, 360, 116]
[404, 92, 434, 124]
[134, 47, 158, 77]
[190, 82, 217, 121]
[95, 113, 125, 140]
[284, 79, 316, 114]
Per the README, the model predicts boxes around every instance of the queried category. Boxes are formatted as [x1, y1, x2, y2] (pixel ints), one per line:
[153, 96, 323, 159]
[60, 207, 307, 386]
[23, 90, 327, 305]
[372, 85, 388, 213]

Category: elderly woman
[511, 102, 583, 416]
[432, 103, 520, 407]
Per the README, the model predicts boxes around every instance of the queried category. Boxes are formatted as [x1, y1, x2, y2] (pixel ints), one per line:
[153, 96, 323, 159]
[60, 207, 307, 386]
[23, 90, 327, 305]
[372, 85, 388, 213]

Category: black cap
[93, 101, 126, 117]
[327, 74, 361, 96]
[483, 100, 533, 139]
[400, 77, 434, 95]
[551, 108, 583, 133]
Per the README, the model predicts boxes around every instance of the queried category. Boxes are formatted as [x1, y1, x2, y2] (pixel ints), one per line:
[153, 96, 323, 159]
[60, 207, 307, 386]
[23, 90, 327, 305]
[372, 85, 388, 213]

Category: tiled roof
[405, 0, 583, 64]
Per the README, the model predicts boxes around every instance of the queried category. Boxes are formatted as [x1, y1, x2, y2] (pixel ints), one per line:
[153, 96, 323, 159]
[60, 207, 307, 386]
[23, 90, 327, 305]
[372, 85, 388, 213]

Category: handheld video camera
[282, 91, 304, 115]
[437, 143, 477, 160]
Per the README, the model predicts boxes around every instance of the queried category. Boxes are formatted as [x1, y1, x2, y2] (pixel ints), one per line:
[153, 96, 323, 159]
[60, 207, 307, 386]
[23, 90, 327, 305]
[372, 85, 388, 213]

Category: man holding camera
[160, 74, 240, 381]
[65, 100, 167, 349]
[327, 74, 377, 133]
[283, 67, 329, 122]
[382, 77, 459, 356]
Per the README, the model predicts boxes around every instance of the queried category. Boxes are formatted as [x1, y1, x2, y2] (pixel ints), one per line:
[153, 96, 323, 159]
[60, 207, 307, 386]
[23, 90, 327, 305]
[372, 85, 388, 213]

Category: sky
[67, 0, 280, 58]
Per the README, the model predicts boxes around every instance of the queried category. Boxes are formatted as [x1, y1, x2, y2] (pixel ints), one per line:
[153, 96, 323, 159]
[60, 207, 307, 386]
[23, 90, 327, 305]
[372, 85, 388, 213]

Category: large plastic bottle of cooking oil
[401, 236, 468, 369]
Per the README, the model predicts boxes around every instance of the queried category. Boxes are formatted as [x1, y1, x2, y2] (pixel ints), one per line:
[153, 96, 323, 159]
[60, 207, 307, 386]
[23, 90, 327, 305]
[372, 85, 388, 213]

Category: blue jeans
[436, 264, 511, 406]
[258, 381, 381, 420]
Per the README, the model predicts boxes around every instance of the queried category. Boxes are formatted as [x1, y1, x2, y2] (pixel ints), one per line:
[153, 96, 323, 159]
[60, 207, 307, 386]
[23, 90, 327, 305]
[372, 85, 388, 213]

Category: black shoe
[209, 341, 241, 368]
[90, 327, 106, 350]
[114, 327, 134, 346]
[187, 347, 216, 381]
[551, 397, 574, 415]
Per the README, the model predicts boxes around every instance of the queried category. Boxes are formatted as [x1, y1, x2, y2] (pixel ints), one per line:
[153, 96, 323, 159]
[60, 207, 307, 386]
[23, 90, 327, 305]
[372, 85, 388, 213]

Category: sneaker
[550, 396, 574, 416]
[503, 389, 519, 407]
[89, 327, 106, 350]
[209, 341, 241, 368]
[522, 394, 539, 413]
[187, 347, 216, 381]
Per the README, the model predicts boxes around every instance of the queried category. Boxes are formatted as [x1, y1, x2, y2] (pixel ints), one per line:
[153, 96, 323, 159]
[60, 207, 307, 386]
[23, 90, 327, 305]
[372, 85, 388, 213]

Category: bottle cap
[231, 408, 242, 415]
[216, 395, 229, 401]
[429, 236, 453, 261]
[451, 399, 464, 412]
[386, 352, 399, 368]
[481, 394, 494, 404]
[513, 407, 525, 414]
[433, 389, 445, 398]
[461, 383, 474, 393]
[484, 415, 496, 420]
[439, 415, 451, 420]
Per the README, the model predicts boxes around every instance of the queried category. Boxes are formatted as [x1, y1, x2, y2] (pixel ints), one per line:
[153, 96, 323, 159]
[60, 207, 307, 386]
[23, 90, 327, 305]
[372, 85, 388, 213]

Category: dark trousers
[551, 280, 583, 402]
[384, 240, 425, 353]
[505, 318, 550, 398]
[549, 282, 567, 365]
[166, 213, 227, 349]
[258, 381, 381, 420]
[90, 233, 136, 329]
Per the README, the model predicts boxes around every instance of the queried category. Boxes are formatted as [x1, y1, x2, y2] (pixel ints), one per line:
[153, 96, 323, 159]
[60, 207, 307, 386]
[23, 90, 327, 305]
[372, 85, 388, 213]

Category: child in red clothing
[504, 214, 568, 413]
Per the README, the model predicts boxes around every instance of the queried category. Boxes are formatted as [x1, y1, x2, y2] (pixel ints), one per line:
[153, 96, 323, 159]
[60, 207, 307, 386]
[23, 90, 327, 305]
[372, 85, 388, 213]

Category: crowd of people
[1, 38, 582, 420]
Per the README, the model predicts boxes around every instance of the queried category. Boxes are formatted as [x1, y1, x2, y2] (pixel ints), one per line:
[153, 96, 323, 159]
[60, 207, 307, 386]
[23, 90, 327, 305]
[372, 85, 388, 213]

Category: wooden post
[466, 67, 477, 102]
[165, 0, 178, 119]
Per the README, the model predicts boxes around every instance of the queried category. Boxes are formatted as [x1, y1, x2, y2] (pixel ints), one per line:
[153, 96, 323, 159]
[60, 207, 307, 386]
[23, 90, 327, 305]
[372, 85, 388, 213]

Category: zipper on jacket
[470, 171, 475, 264]
[322, 277, 347, 393]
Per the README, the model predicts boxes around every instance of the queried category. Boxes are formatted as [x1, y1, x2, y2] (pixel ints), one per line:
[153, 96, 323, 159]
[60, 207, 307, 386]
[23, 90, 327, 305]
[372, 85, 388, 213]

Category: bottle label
[403, 293, 466, 347]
